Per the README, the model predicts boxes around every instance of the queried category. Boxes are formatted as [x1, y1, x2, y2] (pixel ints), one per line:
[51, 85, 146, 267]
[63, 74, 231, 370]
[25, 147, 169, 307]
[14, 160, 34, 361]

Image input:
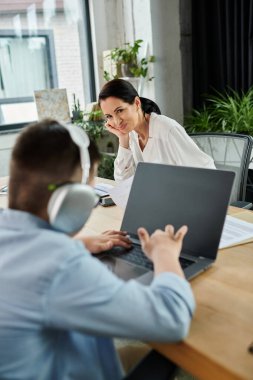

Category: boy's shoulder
[38, 228, 87, 262]
[0, 208, 88, 269]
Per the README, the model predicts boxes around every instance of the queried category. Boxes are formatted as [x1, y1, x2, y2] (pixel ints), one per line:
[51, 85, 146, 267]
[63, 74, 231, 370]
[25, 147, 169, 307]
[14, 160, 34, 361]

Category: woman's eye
[117, 109, 123, 114]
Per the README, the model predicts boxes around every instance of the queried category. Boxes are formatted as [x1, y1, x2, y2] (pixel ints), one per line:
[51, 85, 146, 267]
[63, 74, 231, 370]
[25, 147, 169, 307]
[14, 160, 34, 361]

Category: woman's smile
[117, 122, 127, 131]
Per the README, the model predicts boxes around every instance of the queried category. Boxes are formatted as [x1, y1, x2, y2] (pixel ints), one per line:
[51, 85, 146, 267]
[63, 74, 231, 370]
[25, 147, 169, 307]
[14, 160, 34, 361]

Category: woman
[98, 79, 215, 182]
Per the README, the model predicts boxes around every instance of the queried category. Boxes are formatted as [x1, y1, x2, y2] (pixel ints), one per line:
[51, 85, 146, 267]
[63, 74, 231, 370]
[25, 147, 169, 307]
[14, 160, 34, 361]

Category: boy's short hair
[8, 119, 97, 215]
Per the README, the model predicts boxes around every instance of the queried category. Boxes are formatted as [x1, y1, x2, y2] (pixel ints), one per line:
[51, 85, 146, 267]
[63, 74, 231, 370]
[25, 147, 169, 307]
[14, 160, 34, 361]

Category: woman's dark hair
[98, 79, 161, 115]
[139, 97, 161, 115]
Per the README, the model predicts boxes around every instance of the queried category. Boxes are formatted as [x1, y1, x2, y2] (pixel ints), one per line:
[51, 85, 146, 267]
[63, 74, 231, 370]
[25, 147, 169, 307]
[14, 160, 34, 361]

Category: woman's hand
[74, 230, 132, 254]
[105, 122, 130, 149]
[137, 224, 188, 277]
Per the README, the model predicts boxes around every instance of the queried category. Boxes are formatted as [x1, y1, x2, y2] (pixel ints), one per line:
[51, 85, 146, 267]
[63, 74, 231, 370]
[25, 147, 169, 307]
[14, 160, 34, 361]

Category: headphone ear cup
[47, 184, 99, 234]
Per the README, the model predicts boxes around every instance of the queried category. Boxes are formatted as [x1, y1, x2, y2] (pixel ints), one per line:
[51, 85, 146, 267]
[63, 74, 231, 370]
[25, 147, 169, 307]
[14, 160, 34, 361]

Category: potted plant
[82, 105, 117, 180]
[82, 104, 106, 141]
[103, 39, 155, 81]
[184, 88, 253, 135]
[71, 93, 83, 123]
[71, 97, 117, 179]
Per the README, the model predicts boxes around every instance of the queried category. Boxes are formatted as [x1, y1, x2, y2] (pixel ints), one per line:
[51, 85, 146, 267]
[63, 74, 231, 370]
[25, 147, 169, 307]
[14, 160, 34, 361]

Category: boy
[0, 119, 195, 379]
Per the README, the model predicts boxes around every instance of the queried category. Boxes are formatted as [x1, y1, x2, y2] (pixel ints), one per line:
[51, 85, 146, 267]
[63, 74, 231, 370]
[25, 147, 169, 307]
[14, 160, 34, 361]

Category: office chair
[190, 133, 253, 209]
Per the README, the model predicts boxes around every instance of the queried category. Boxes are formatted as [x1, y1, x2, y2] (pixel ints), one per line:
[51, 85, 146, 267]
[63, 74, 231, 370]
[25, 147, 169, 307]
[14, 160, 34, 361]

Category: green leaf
[98, 153, 116, 180]
[108, 39, 155, 80]
[184, 87, 253, 134]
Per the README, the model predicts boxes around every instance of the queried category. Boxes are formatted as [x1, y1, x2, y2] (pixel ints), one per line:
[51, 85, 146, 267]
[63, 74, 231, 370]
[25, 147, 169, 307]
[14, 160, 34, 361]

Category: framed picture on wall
[34, 88, 71, 123]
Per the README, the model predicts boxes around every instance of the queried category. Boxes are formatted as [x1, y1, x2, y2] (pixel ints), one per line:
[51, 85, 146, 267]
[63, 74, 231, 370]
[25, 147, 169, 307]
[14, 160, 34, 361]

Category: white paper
[219, 215, 253, 249]
[94, 183, 114, 197]
[109, 176, 134, 208]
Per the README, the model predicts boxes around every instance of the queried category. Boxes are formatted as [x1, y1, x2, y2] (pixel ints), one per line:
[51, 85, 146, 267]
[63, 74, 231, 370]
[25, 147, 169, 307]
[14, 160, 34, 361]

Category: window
[0, 31, 57, 103]
[0, 0, 95, 128]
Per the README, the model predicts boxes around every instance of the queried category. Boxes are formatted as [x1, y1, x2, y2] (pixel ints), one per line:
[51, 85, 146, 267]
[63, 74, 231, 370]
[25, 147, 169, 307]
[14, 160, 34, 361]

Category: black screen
[121, 163, 234, 260]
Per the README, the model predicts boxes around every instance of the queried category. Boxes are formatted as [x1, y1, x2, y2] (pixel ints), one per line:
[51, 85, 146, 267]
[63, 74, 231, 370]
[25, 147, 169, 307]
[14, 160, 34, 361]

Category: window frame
[0, 29, 58, 105]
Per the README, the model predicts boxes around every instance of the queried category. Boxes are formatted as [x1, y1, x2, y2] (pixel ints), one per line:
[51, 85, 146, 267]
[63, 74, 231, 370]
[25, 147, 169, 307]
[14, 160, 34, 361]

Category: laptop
[98, 163, 235, 283]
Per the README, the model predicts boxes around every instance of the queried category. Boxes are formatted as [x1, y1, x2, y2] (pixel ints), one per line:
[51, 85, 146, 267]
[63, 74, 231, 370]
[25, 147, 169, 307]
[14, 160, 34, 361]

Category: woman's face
[100, 96, 140, 134]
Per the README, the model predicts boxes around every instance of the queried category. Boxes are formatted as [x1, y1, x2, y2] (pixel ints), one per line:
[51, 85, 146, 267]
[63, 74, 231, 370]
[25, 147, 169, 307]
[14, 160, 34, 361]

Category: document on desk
[109, 176, 133, 208]
[219, 215, 253, 249]
[94, 183, 114, 197]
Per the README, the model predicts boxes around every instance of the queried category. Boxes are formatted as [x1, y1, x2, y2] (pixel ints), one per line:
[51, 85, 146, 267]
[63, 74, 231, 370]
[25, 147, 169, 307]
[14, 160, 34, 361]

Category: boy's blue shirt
[0, 208, 195, 380]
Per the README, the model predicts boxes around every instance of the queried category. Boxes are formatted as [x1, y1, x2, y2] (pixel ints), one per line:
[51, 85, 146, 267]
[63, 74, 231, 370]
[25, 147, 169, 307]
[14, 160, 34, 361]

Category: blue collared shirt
[0, 209, 195, 380]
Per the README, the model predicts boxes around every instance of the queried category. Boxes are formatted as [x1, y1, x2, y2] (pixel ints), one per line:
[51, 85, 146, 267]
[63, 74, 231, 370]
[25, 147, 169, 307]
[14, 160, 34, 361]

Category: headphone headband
[62, 124, 90, 183]
[47, 124, 98, 234]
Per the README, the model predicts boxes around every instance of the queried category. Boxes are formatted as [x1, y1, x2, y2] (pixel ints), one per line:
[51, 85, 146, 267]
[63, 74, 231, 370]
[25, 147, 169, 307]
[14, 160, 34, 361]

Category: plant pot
[121, 63, 136, 77]
[72, 110, 83, 122]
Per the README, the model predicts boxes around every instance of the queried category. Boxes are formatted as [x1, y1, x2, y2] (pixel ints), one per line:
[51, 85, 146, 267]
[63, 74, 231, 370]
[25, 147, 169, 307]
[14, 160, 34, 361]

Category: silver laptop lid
[121, 163, 235, 260]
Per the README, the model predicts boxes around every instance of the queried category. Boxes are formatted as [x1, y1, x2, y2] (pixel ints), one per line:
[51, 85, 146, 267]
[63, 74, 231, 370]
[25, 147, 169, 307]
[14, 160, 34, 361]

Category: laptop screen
[121, 163, 234, 260]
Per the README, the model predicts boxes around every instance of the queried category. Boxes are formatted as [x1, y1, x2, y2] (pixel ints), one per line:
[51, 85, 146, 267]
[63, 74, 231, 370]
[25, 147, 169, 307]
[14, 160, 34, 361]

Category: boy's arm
[44, 225, 195, 342]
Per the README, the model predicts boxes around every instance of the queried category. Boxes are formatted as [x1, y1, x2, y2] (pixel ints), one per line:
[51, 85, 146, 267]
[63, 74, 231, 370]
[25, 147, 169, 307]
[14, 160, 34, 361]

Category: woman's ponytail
[140, 97, 161, 115]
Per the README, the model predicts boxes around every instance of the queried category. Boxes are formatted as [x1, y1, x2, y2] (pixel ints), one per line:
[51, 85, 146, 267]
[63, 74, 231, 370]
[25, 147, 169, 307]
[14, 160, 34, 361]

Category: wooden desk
[1, 177, 253, 379]
[86, 184, 253, 380]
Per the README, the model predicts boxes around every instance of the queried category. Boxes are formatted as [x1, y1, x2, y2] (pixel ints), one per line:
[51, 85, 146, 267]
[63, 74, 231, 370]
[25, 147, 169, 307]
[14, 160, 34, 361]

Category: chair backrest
[190, 133, 253, 203]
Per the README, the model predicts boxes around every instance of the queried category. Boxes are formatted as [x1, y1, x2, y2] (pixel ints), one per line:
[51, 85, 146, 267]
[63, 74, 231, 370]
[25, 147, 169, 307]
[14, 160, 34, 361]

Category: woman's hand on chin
[105, 122, 127, 138]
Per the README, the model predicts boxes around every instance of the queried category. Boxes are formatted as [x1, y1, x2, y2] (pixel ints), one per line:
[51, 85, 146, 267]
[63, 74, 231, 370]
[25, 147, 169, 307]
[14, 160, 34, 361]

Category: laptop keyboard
[112, 245, 153, 270]
[112, 245, 193, 270]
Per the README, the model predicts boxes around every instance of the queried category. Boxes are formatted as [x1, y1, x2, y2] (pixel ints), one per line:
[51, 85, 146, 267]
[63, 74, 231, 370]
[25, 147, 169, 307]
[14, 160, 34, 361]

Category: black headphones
[47, 124, 99, 234]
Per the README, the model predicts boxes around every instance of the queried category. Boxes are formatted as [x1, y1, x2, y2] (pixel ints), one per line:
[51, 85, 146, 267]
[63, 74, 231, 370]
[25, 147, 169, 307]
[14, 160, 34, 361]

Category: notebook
[98, 163, 235, 284]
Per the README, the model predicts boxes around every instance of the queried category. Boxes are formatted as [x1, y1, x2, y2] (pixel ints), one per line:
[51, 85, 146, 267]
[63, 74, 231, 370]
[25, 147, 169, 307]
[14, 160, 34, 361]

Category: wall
[89, 0, 124, 96]
[89, 0, 183, 123]
[150, 0, 184, 122]
[121, 0, 154, 100]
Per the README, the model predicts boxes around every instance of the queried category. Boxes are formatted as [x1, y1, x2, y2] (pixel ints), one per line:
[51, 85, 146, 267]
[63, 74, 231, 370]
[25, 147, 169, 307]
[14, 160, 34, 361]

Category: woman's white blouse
[114, 113, 216, 182]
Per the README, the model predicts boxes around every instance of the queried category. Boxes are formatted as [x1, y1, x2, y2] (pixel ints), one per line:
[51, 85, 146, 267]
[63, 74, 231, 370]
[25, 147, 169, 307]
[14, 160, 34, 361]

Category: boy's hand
[74, 230, 132, 254]
[137, 225, 188, 277]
